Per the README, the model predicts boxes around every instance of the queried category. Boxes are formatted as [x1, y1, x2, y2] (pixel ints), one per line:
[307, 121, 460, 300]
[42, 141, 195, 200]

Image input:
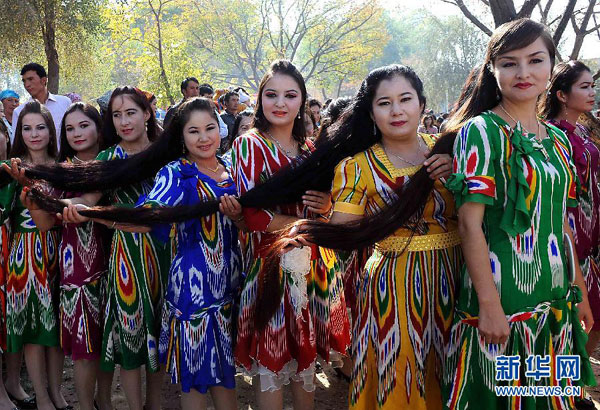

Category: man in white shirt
[11, 63, 71, 149]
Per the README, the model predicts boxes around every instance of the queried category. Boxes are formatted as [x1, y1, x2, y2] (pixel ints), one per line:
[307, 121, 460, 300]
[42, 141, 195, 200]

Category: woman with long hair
[540, 60, 599, 408]
[1, 101, 65, 410]
[417, 114, 438, 134]
[441, 19, 594, 409]
[12, 103, 114, 410]
[231, 60, 351, 409]
[279, 64, 457, 409]
[54, 87, 170, 410]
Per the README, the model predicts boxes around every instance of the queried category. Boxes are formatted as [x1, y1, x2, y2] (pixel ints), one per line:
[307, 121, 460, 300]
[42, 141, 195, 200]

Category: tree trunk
[489, 0, 517, 27]
[156, 19, 174, 105]
[43, 0, 59, 93]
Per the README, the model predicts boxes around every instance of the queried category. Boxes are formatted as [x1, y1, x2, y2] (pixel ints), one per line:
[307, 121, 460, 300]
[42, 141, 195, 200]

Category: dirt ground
[12, 348, 600, 409]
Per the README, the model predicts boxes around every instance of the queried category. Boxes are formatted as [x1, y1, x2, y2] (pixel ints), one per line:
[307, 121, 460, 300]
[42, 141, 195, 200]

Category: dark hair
[314, 97, 352, 144]
[304, 107, 317, 128]
[444, 18, 555, 135]
[10, 101, 57, 159]
[539, 60, 592, 119]
[58, 103, 105, 162]
[223, 91, 239, 104]
[308, 98, 322, 109]
[181, 77, 199, 94]
[27, 98, 220, 222]
[231, 109, 254, 139]
[199, 84, 214, 96]
[252, 60, 308, 145]
[20, 63, 47, 78]
[0, 120, 9, 159]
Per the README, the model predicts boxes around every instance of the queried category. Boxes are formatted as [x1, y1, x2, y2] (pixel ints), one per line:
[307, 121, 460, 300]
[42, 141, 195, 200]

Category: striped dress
[97, 145, 171, 372]
[1, 181, 60, 351]
[332, 136, 462, 410]
[444, 111, 595, 409]
[232, 129, 350, 391]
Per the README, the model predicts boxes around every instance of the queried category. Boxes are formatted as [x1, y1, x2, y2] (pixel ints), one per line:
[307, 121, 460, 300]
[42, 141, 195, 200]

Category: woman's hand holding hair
[279, 221, 313, 254]
[423, 153, 453, 181]
[2, 158, 33, 186]
[302, 190, 332, 216]
[59, 203, 91, 224]
[19, 187, 40, 211]
[219, 194, 242, 220]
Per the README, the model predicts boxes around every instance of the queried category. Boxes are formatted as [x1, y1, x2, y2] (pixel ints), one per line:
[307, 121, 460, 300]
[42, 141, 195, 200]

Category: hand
[280, 222, 313, 254]
[477, 300, 510, 344]
[19, 187, 40, 211]
[219, 194, 243, 221]
[577, 295, 594, 333]
[58, 203, 90, 224]
[2, 158, 32, 186]
[302, 190, 332, 215]
[423, 153, 452, 181]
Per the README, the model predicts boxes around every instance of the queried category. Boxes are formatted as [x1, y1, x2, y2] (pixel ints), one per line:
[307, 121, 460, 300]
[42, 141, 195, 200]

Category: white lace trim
[241, 359, 317, 392]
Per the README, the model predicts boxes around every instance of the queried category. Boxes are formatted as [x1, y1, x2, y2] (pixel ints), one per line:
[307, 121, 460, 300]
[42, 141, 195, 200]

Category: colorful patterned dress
[59, 164, 112, 360]
[97, 145, 171, 372]
[444, 111, 595, 410]
[550, 120, 600, 331]
[332, 137, 462, 410]
[144, 158, 241, 393]
[232, 129, 351, 392]
[0, 197, 10, 352]
[0, 181, 60, 351]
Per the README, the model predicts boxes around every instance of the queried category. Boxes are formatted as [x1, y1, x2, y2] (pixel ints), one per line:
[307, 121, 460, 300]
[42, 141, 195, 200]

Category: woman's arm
[564, 219, 594, 332]
[458, 201, 510, 344]
[20, 188, 56, 232]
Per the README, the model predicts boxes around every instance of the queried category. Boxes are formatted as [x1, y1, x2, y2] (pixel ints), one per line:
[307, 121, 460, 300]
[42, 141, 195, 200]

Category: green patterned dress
[1, 181, 60, 351]
[444, 111, 595, 409]
[97, 145, 170, 371]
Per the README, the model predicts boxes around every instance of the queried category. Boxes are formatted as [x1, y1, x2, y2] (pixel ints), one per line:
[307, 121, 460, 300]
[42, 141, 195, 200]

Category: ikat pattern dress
[332, 136, 462, 410]
[549, 120, 600, 331]
[1, 181, 60, 351]
[144, 158, 241, 393]
[97, 145, 171, 371]
[0, 194, 10, 352]
[444, 111, 595, 410]
[232, 129, 351, 391]
[58, 163, 112, 360]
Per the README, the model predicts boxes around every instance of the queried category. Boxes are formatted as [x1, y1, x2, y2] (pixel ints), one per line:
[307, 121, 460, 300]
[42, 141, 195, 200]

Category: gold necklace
[384, 136, 426, 166]
[197, 162, 221, 173]
[266, 131, 297, 158]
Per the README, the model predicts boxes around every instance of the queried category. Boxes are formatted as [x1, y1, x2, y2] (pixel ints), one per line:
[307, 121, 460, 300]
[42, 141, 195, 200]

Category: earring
[496, 88, 501, 101]
[297, 112, 301, 119]
[373, 123, 377, 136]
[182, 141, 186, 154]
[145, 122, 148, 132]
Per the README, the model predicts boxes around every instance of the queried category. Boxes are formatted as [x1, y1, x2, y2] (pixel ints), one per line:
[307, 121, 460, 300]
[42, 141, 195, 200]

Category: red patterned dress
[232, 129, 350, 391]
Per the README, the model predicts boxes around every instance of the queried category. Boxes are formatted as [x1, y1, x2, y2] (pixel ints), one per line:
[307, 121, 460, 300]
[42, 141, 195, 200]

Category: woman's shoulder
[96, 144, 121, 161]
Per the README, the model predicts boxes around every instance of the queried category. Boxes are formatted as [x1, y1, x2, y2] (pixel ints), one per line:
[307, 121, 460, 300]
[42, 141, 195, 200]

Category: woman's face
[371, 74, 423, 141]
[21, 113, 50, 153]
[236, 115, 253, 137]
[310, 104, 321, 124]
[111, 94, 150, 143]
[150, 98, 158, 116]
[303, 112, 314, 138]
[183, 110, 220, 163]
[424, 116, 432, 127]
[492, 37, 552, 105]
[261, 73, 303, 129]
[560, 70, 596, 115]
[65, 110, 100, 155]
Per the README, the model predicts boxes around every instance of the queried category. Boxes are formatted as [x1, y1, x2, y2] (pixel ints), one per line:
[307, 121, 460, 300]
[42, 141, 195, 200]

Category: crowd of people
[0, 17, 599, 410]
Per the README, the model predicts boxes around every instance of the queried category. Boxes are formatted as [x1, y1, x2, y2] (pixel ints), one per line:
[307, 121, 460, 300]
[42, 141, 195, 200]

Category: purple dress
[551, 119, 600, 330]
[59, 176, 112, 360]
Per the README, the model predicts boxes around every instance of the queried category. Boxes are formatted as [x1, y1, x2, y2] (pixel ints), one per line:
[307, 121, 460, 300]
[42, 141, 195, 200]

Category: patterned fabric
[332, 137, 461, 410]
[59, 171, 112, 360]
[96, 145, 171, 372]
[232, 129, 351, 386]
[550, 120, 600, 331]
[0, 221, 9, 352]
[1, 181, 60, 351]
[444, 111, 594, 410]
[144, 158, 241, 393]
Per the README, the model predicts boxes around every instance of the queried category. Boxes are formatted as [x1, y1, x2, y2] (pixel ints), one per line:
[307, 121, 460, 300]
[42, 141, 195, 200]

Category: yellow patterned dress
[332, 136, 462, 410]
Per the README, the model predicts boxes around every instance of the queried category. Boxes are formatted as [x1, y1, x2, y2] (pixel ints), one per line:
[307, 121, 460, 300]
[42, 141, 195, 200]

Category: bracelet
[233, 216, 244, 222]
